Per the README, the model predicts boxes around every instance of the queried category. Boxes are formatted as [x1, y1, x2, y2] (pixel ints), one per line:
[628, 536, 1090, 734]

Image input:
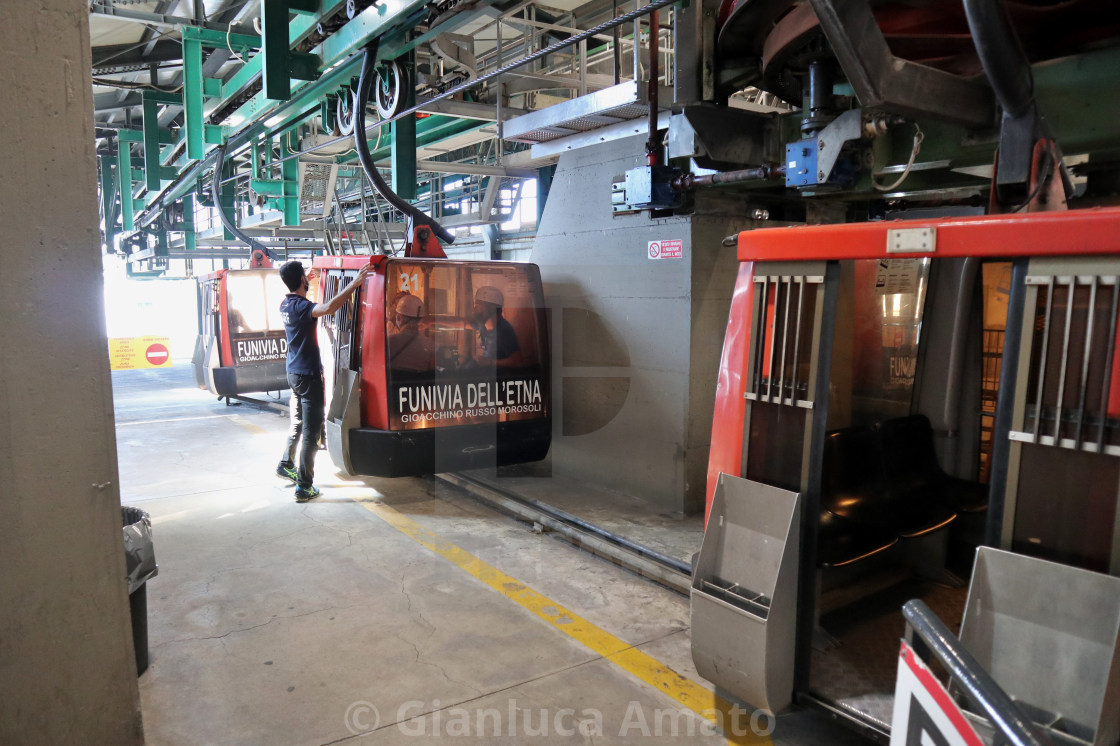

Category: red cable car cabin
[192, 267, 291, 397]
[313, 254, 551, 477]
[692, 206, 1120, 740]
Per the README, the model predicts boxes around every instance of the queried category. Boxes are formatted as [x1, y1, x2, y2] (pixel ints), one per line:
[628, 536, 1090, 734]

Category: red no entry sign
[145, 343, 170, 366]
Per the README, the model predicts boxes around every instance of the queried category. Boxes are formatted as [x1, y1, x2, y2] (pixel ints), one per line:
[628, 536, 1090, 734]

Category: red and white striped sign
[889, 640, 983, 746]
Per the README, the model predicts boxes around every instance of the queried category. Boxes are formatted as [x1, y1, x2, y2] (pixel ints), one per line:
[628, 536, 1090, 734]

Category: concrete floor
[115, 365, 868, 745]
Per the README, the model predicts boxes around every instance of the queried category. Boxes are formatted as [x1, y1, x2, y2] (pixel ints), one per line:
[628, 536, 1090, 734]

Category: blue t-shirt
[280, 294, 321, 375]
[473, 317, 520, 360]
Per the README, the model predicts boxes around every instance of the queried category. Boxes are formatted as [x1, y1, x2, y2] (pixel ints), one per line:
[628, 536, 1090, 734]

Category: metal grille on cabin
[747, 275, 823, 408]
[1011, 274, 1120, 455]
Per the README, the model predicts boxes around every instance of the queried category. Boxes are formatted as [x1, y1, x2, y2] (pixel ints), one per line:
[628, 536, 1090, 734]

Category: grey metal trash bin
[122, 506, 158, 675]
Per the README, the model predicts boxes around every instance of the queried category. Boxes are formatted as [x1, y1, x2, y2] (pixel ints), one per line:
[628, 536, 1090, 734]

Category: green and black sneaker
[294, 485, 321, 502]
[276, 465, 298, 483]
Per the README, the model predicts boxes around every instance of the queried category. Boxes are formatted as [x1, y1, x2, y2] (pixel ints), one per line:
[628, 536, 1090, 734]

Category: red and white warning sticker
[648, 239, 683, 260]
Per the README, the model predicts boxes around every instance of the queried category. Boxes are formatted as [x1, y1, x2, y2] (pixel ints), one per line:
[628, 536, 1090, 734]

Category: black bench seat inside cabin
[817, 414, 987, 568]
[875, 415, 989, 515]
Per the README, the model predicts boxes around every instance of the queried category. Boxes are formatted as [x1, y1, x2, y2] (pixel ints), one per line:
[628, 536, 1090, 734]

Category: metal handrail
[901, 599, 1054, 746]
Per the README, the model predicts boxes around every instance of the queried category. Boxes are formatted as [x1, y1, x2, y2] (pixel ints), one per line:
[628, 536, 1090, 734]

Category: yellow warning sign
[109, 336, 173, 370]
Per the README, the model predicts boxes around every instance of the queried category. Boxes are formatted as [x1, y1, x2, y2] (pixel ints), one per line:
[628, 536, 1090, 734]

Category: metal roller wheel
[336, 89, 357, 136]
[374, 60, 407, 120]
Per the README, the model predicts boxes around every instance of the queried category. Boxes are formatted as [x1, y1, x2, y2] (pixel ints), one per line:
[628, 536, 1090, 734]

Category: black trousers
[279, 372, 325, 489]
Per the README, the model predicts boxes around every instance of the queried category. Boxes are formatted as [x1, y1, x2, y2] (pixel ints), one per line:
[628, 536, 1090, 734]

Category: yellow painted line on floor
[354, 497, 772, 745]
[230, 416, 267, 435]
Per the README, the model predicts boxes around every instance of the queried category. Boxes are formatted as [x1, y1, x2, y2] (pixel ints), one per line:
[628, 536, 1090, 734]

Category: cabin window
[979, 263, 1013, 482]
[385, 261, 545, 373]
[384, 261, 549, 431]
[835, 258, 930, 427]
[225, 269, 287, 334]
[224, 269, 289, 367]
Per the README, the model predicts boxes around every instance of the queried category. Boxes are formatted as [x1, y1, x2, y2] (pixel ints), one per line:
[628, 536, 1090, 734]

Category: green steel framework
[102, 0, 1120, 262]
[112, 0, 450, 256]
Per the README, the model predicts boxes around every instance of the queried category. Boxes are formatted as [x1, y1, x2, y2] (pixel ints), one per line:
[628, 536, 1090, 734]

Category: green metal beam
[279, 134, 301, 226]
[182, 30, 205, 160]
[144, 90, 181, 105]
[140, 4, 346, 194]
[117, 130, 143, 231]
[182, 194, 197, 252]
[184, 6, 332, 156]
[392, 62, 418, 200]
[249, 179, 285, 197]
[216, 3, 335, 107]
[245, 131, 300, 224]
[1036, 48, 1120, 155]
[262, 0, 294, 101]
[320, 94, 338, 133]
[142, 91, 178, 191]
[391, 118, 417, 200]
[184, 26, 263, 159]
[220, 153, 236, 241]
[263, 0, 322, 100]
[186, 26, 261, 52]
[99, 154, 119, 248]
[217, 56, 264, 105]
[288, 51, 321, 81]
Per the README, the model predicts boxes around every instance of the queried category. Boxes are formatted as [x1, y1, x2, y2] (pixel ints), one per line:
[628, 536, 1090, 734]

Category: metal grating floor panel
[810, 576, 967, 728]
[503, 81, 669, 145]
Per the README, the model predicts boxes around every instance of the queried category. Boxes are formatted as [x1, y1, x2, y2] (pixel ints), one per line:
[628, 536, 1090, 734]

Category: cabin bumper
[346, 418, 552, 477]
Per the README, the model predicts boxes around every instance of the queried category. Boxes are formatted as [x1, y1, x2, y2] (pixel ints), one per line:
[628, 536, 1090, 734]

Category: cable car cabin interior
[693, 209, 1120, 743]
[314, 255, 551, 478]
[192, 267, 291, 398]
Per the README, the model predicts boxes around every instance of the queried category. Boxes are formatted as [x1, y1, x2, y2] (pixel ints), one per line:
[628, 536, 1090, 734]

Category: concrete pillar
[531, 135, 743, 515]
[0, 2, 144, 743]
